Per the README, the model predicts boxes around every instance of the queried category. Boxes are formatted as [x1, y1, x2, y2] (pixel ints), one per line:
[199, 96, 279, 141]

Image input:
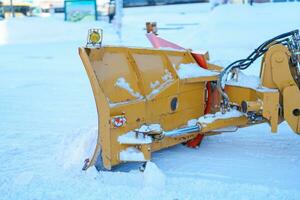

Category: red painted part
[191, 52, 212, 114]
[146, 33, 185, 50]
[186, 53, 212, 148]
[145, 33, 212, 114]
[191, 53, 212, 114]
[191, 52, 208, 69]
[145, 33, 211, 148]
[186, 134, 205, 148]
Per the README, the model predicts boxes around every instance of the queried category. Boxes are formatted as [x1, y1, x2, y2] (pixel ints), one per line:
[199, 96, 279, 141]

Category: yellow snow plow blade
[78, 46, 245, 170]
[78, 30, 300, 171]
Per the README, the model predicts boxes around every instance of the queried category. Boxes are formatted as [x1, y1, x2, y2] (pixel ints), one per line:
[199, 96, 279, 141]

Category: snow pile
[176, 63, 218, 79]
[143, 161, 166, 188]
[136, 124, 162, 133]
[60, 127, 98, 170]
[226, 71, 277, 92]
[162, 69, 173, 82]
[187, 118, 198, 126]
[119, 147, 146, 161]
[115, 77, 143, 99]
[198, 109, 244, 124]
[118, 131, 152, 144]
[150, 80, 160, 89]
[192, 49, 208, 55]
[147, 69, 174, 98]
[147, 88, 160, 98]
[187, 108, 245, 127]
[141, 161, 166, 198]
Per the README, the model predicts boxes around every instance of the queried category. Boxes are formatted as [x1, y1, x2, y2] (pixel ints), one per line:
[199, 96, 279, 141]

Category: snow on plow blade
[78, 46, 248, 170]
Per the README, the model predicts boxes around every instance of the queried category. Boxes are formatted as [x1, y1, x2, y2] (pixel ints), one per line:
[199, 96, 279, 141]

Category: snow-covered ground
[0, 2, 300, 199]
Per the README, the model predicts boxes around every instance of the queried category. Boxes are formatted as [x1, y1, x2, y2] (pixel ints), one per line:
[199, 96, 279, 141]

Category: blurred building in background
[64, 0, 97, 21]
[2, 0, 294, 20]
[36, 0, 64, 12]
[123, 0, 208, 7]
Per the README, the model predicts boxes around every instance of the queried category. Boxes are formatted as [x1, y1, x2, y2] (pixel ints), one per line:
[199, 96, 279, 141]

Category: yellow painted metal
[226, 85, 279, 133]
[79, 48, 112, 170]
[78, 44, 300, 170]
[89, 31, 101, 44]
[260, 44, 300, 134]
[225, 44, 300, 134]
[241, 100, 262, 112]
[283, 86, 300, 133]
[200, 115, 248, 133]
[261, 92, 280, 133]
[79, 46, 220, 169]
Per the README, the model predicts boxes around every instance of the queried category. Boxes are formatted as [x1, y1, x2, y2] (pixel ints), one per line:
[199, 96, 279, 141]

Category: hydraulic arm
[218, 30, 300, 133]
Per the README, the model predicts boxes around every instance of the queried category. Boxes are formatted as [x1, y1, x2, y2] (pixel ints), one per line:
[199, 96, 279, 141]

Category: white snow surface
[226, 71, 278, 92]
[60, 127, 98, 170]
[187, 118, 198, 126]
[176, 63, 219, 79]
[187, 109, 244, 126]
[120, 147, 146, 161]
[143, 161, 166, 189]
[136, 124, 163, 133]
[1, 2, 300, 200]
[161, 69, 173, 82]
[115, 77, 143, 99]
[147, 69, 173, 98]
[118, 131, 152, 144]
[198, 109, 245, 124]
[150, 80, 160, 89]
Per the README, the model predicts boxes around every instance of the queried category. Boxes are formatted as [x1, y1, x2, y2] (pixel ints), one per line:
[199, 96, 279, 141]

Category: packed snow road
[0, 2, 300, 199]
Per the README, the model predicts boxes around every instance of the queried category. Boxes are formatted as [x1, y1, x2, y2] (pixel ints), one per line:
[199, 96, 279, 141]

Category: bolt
[275, 54, 284, 63]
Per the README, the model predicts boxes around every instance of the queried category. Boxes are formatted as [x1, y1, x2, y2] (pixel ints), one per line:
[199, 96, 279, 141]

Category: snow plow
[79, 28, 300, 170]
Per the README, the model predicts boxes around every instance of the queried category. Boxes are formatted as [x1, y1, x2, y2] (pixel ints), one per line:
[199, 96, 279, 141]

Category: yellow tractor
[79, 28, 300, 171]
